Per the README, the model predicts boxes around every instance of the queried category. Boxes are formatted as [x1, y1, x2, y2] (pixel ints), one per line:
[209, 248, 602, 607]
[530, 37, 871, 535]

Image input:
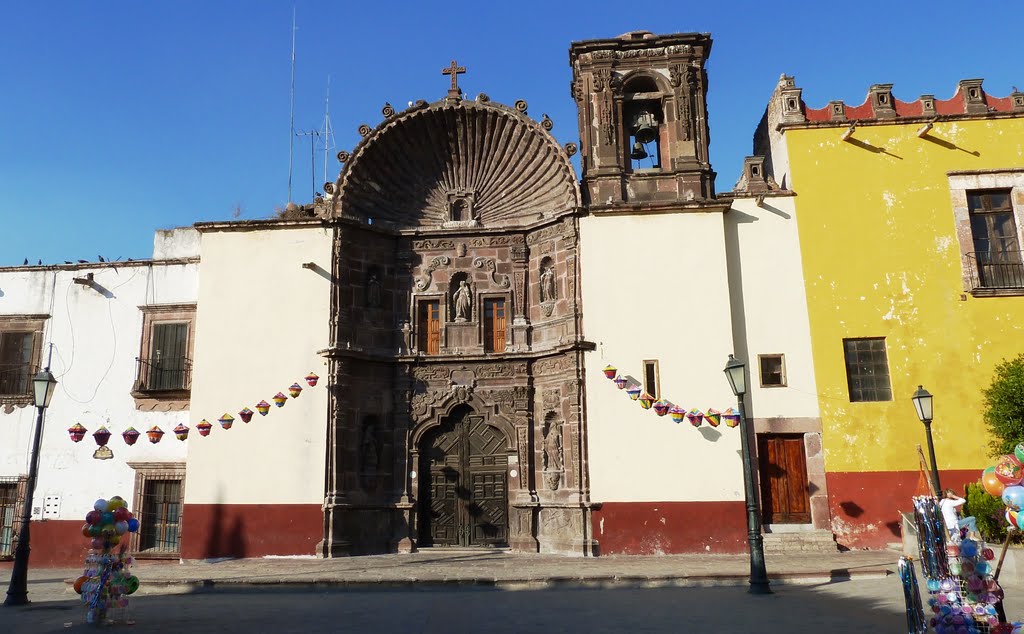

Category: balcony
[132, 357, 192, 396]
[966, 251, 1024, 295]
[0, 363, 35, 403]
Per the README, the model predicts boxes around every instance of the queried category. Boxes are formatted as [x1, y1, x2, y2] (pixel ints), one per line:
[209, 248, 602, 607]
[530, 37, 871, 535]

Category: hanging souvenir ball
[704, 408, 722, 428]
[196, 419, 213, 436]
[1015, 443, 1024, 466]
[995, 455, 1024, 485]
[146, 426, 164, 444]
[256, 400, 271, 416]
[722, 407, 741, 428]
[983, 548, 995, 561]
[273, 392, 288, 407]
[121, 427, 140, 446]
[669, 405, 686, 424]
[218, 413, 235, 430]
[173, 423, 190, 441]
[638, 392, 654, 410]
[625, 385, 641, 401]
[68, 423, 88, 443]
[653, 399, 670, 416]
[603, 365, 617, 379]
[984, 470, 1007, 497]
[288, 383, 303, 398]
[1003, 485, 1024, 511]
[92, 426, 111, 447]
[239, 407, 254, 423]
[960, 539, 979, 558]
[613, 375, 628, 390]
[1006, 509, 1019, 528]
[305, 372, 319, 387]
[687, 409, 705, 427]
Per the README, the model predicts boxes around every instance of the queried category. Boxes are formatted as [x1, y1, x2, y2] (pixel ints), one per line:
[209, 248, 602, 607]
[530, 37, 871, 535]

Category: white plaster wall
[0, 258, 198, 521]
[579, 212, 744, 503]
[153, 227, 200, 260]
[185, 226, 332, 506]
[726, 196, 820, 419]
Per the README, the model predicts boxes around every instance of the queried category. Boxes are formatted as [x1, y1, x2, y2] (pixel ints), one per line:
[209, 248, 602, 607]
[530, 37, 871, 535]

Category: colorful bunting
[613, 376, 627, 389]
[121, 427, 139, 446]
[196, 420, 213, 436]
[653, 399, 670, 416]
[68, 423, 88, 443]
[218, 413, 235, 430]
[288, 383, 303, 398]
[93, 427, 111, 447]
[669, 406, 686, 424]
[272, 392, 287, 408]
[603, 365, 617, 379]
[305, 372, 319, 387]
[239, 407, 254, 423]
[174, 423, 189, 441]
[638, 392, 654, 410]
[146, 426, 164, 444]
[256, 400, 271, 416]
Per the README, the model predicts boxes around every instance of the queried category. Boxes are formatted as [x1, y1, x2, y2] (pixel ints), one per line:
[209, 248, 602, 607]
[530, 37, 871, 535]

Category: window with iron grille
[0, 332, 33, 396]
[968, 189, 1024, 289]
[842, 338, 892, 402]
[139, 479, 182, 553]
[0, 478, 25, 558]
[133, 304, 195, 401]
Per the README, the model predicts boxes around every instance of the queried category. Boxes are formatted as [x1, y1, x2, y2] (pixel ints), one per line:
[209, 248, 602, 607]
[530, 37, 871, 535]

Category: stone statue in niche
[454, 280, 472, 322]
[542, 417, 563, 491]
[367, 272, 382, 307]
[540, 265, 556, 303]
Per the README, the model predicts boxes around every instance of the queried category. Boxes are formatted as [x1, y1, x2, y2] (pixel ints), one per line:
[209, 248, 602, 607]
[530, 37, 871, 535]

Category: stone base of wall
[591, 501, 748, 555]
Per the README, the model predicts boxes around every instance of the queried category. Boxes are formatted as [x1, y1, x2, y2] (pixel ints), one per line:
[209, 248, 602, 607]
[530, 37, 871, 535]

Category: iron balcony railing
[133, 357, 192, 393]
[0, 363, 35, 398]
[966, 251, 1024, 290]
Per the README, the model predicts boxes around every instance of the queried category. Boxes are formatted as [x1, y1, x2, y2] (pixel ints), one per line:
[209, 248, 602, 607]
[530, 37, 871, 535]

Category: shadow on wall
[202, 499, 248, 560]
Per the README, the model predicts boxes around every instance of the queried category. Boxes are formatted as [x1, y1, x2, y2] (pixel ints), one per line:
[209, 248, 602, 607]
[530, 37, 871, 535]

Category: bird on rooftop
[23, 258, 28, 265]
[37, 260, 41, 265]
[98, 255, 105, 262]
[77, 259, 87, 263]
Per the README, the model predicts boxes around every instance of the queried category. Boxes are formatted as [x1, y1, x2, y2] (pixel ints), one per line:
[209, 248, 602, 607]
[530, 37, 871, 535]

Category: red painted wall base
[179, 503, 322, 560]
[827, 469, 980, 550]
[592, 501, 748, 555]
[0, 520, 89, 568]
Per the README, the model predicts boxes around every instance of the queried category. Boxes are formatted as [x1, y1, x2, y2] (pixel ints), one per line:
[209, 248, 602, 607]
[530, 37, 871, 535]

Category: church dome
[329, 97, 579, 229]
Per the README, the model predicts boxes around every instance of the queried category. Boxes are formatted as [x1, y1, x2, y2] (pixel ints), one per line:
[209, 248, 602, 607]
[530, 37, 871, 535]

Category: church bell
[629, 108, 659, 145]
[630, 141, 648, 161]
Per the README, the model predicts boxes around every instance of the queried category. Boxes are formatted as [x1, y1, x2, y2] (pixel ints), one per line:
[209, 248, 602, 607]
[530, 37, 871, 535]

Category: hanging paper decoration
[613, 376, 627, 389]
[256, 400, 271, 416]
[273, 392, 288, 408]
[68, 423, 88, 443]
[288, 383, 303, 398]
[93, 426, 111, 447]
[305, 372, 319, 387]
[196, 419, 213, 436]
[653, 399, 670, 416]
[722, 407, 741, 428]
[705, 408, 722, 428]
[626, 385, 641, 400]
[638, 392, 654, 409]
[121, 427, 140, 446]
[146, 426, 164, 444]
[218, 413, 235, 430]
[687, 409, 705, 427]
[239, 407, 254, 423]
[173, 423, 189, 441]
[669, 406, 686, 424]
[603, 365, 617, 379]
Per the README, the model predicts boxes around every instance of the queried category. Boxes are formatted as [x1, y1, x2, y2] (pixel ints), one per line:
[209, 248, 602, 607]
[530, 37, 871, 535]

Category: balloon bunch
[73, 496, 141, 625]
[980, 444, 1024, 531]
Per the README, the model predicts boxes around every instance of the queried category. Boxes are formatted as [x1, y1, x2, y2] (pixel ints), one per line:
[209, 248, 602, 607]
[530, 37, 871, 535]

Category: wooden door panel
[758, 435, 811, 524]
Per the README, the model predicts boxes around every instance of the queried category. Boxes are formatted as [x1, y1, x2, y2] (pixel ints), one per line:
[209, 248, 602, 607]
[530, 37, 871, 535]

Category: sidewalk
[55, 549, 896, 591]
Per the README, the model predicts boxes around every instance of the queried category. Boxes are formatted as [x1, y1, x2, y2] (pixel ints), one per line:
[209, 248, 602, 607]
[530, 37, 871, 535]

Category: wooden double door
[419, 405, 508, 547]
[758, 434, 811, 524]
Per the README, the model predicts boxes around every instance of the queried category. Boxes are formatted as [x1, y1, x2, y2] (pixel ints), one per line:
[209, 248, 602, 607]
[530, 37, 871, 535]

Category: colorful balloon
[1015, 443, 1024, 466]
[983, 470, 1007, 497]
[86, 510, 101, 525]
[996, 456, 1024, 485]
[125, 576, 140, 594]
[1003, 485, 1024, 510]
[73, 576, 88, 594]
[114, 507, 130, 522]
[101, 511, 115, 525]
[93, 499, 108, 512]
[114, 521, 128, 535]
[127, 517, 140, 533]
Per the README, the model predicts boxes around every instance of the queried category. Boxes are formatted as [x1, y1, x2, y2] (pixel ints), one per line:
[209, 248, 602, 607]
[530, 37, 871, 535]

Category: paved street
[4, 577, 912, 633]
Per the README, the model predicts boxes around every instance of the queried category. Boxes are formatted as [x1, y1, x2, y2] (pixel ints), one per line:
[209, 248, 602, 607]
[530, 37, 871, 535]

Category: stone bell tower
[569, 31, 716, 208]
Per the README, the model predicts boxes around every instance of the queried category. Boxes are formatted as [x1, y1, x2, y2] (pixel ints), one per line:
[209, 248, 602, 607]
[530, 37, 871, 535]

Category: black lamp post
[4, 367, 57, 607]
[723, 354, 771, 595]
[912, 385, 941, 496]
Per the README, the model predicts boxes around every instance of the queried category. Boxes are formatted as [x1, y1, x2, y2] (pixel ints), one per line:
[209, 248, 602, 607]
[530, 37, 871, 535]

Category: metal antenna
[320, 75, 335, 190]
[287, 6, 297, 202]
[296, 129, 321, 201]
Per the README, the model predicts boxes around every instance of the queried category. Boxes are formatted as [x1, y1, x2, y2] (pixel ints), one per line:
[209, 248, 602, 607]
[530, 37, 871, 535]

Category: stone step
[762, 530, 839, 553]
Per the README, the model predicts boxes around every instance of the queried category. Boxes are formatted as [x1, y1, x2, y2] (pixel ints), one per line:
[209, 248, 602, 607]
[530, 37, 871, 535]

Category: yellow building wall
[787, 118, 1024, 474]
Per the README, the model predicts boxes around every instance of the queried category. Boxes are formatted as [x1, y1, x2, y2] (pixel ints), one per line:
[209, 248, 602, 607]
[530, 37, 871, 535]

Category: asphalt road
[0, 576, 919, 633]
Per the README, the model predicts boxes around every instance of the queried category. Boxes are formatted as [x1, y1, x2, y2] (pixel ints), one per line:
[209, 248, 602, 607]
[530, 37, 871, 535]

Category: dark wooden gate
[758, 434, 811, 524]
[420, 405, 508, 547]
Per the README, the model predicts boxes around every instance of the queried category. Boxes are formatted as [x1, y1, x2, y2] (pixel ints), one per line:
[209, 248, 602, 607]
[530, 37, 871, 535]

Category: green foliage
[964, 482, 1010, 543]
[983, 354, 1024, 457]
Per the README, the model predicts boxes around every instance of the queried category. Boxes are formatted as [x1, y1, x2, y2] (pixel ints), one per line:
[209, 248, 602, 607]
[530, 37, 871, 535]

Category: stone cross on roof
[442, 60, 466, 98]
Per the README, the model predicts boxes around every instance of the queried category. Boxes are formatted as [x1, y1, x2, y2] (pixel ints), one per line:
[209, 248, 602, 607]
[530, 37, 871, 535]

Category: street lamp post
[912, 385, 941, 496]
[4, 367, 57, 607]
[723, 354, 771, 595]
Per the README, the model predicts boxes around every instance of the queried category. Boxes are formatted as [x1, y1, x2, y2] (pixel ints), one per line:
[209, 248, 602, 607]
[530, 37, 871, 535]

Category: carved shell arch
[409, 393, 517, 452]
[619, 68, 674, 95]
[329, 98, 580, 228]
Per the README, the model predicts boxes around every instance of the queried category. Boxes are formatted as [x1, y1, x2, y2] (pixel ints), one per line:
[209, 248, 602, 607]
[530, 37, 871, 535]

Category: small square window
[758, 354, 786, 388]
[842, 338, 892, 402]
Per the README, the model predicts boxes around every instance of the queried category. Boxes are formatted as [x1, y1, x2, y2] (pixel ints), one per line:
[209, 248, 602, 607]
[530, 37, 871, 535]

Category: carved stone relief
[415, 255, 451, 291]
[472, 256, 511, 288]
[533, 355, 573, 376]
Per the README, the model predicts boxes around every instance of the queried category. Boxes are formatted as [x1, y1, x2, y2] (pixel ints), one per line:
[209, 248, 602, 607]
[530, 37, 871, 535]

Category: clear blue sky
[2, 1, 1022, 266]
